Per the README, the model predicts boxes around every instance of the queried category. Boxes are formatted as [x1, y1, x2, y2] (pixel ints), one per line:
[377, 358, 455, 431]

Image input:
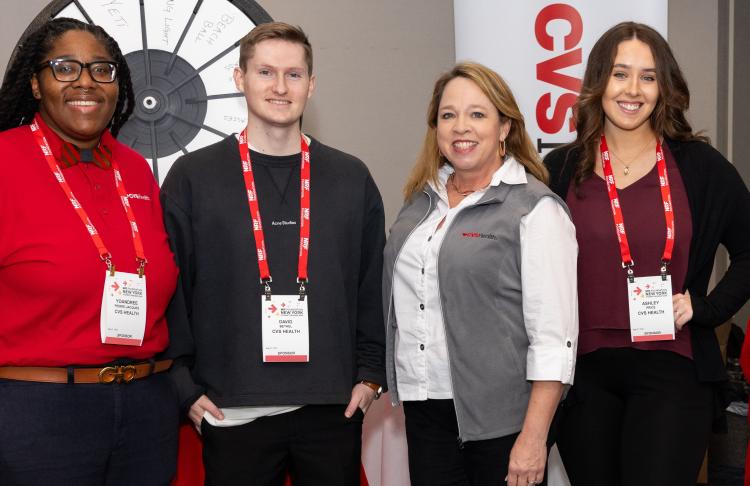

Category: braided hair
[0, 18, 134, 136]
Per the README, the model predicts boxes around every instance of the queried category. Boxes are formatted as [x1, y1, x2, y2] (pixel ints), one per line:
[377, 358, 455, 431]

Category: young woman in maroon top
[0, 18, 179, 484]
[544, 22, 750, 486]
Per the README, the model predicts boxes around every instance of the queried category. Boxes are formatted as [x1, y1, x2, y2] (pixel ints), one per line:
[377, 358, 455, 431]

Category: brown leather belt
[0, 359, 172, 384]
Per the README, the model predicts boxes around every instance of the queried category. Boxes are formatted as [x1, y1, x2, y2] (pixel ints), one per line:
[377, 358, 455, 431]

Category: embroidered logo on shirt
[462, 232, 498, 240]
[126, 194, 151, 201]
[271, 220, 297, 226]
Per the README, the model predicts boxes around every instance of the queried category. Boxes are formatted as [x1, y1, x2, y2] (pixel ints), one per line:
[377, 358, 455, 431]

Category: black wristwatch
[359, 380, 383, 399]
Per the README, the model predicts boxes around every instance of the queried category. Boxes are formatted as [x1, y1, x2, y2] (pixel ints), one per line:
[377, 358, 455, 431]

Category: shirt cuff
[526, 340, 577, 384]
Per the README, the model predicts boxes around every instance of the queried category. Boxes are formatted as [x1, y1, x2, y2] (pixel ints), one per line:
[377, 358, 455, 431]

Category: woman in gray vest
[383, 62, 578, 486]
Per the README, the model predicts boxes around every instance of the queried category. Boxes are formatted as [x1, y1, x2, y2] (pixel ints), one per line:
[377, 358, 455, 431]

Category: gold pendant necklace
[449, 173, 475, 197]
[609, 137, 654, 176]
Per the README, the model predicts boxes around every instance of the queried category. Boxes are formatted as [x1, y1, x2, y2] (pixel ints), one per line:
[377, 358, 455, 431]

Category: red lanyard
[599, 134, 674, 282]
[31, 115, 147, 276]
[238, 128, 311, 299]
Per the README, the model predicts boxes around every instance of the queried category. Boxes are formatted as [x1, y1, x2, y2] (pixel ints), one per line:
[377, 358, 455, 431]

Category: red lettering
[535, 3, 583, 51]
[534, 3, 584, 139]
[536, 48, 582, 93]
[536, 92, 577, 134]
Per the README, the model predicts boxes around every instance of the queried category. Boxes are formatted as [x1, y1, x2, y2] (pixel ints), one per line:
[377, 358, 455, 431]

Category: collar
[33, 114, 114, 170]
[233, 132, 312, 152]
[430, 156, 528, 194]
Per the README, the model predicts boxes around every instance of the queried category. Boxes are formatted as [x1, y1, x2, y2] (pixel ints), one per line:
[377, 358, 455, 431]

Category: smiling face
[234, 38, 315, 130]
[602, 38, 660, 136]
[31, 30, 118, 148]
[436, 77, 510, 176]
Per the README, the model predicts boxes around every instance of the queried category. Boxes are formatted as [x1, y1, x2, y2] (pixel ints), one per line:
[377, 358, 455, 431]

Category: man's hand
[344, 383, 376, 418]
[189, 394, 224, 433]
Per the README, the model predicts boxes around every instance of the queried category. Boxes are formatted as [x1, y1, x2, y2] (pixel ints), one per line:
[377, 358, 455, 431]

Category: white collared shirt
[392, 158, 578, 401]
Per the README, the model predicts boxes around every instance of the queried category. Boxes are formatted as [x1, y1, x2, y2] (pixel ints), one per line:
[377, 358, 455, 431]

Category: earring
[33, 91, 41, 99]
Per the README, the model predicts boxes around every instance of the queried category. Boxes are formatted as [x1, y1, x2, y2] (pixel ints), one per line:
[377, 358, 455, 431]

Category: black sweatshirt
[161, 135, 386, 410]
[545, 138, 750, 383]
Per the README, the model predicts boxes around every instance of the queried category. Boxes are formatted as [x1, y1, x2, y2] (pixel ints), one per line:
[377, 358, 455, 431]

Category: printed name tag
[262, 295, 309, 362]
[627, 275, 675, 342]
[100, 271, 147, 346]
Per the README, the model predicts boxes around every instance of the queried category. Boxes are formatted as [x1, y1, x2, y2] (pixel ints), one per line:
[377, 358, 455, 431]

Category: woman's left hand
[673, 290, 693, 330]
[506, 431, 546, 486]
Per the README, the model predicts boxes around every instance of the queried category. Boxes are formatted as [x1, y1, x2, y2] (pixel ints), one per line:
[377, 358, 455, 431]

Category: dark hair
[0, 17, 134, 136]
[569, 21, 707, 188]
[238, 22, 313, 74]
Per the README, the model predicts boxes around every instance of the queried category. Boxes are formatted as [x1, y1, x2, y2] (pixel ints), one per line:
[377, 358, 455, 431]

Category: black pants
[0, 373, 179, 486]
[201, 404, 363, 486]
[403, 399, 535, 486]
[556, 348, 713, 486]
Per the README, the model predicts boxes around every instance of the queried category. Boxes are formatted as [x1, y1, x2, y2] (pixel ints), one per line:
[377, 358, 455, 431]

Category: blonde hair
[404, 62, 547, 199]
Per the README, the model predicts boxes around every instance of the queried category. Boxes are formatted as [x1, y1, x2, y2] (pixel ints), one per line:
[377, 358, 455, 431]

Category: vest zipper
[435, 203, 468, 445]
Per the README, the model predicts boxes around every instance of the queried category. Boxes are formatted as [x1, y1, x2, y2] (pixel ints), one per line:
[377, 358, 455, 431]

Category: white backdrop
[453, 2, 668, 485]
[454, 0, 668, 155]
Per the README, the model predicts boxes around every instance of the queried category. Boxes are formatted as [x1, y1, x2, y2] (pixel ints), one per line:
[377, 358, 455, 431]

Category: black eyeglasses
[37, 59, 119, 83]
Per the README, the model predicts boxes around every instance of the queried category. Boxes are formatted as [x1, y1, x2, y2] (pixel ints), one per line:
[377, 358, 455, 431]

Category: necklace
[608, 137, 654, 176]
[448, 173, 476, 196]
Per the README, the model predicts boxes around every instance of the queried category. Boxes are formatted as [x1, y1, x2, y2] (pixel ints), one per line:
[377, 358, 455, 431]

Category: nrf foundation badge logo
[631, 283, 669, 302]
[266, 302, 286, 317]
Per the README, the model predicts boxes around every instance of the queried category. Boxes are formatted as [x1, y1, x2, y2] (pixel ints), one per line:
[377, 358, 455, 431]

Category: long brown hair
[569, 21, 707, 187]
[404, 62, 547, 199]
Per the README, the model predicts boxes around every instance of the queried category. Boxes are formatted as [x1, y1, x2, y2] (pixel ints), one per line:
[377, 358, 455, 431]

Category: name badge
[627, 275, 675, 342]
[262, 295, 309, 362]
[101, 271, 147, 346]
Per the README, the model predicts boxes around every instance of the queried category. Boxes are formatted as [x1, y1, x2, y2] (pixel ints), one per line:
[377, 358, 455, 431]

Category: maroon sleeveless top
[566, 145, 693, 358]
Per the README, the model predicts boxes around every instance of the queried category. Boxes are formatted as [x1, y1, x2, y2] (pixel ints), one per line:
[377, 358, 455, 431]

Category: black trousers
[403, 399, 536, 486]
[0, 373, 179, 486]
[556, 347, 713, 486]
[201, 404, 363, 486]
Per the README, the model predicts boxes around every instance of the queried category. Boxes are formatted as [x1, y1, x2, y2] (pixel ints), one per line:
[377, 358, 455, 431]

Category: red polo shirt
[0, 116, 178, 366]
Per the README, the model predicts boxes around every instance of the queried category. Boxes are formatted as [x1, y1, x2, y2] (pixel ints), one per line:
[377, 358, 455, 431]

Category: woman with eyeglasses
[0, 18, 179, 485]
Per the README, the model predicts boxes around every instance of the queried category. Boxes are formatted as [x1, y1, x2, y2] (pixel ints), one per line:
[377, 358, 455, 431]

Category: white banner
[455, 3, 667, 485]
[454, 0, 668, 155]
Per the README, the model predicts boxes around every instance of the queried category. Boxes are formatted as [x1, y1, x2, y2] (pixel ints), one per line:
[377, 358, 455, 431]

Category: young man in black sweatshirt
[161, 22, 385, 486]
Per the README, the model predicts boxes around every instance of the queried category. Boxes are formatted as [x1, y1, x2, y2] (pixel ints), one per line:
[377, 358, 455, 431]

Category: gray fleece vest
[383, 175, 568, 442]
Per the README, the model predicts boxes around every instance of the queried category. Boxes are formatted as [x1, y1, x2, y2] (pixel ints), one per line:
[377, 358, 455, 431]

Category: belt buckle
[98, 365, 137, 384]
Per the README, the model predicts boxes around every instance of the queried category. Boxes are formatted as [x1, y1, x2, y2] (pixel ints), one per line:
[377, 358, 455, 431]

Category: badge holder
[260, 278, 310, 363]
[101, 257, 148, 346]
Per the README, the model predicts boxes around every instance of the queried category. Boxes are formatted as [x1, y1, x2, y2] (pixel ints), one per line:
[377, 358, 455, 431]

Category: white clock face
[27, 0, 272, 183]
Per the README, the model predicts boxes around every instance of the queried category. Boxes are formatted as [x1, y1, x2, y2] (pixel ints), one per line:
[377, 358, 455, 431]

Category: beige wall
[668, 0, 719, 143]
[0, 3, 51, 74]
[258, 1, 455, 224]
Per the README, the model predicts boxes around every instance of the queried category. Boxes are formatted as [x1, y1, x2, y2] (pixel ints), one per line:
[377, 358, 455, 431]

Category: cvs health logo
[534, 3, 583, 152]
